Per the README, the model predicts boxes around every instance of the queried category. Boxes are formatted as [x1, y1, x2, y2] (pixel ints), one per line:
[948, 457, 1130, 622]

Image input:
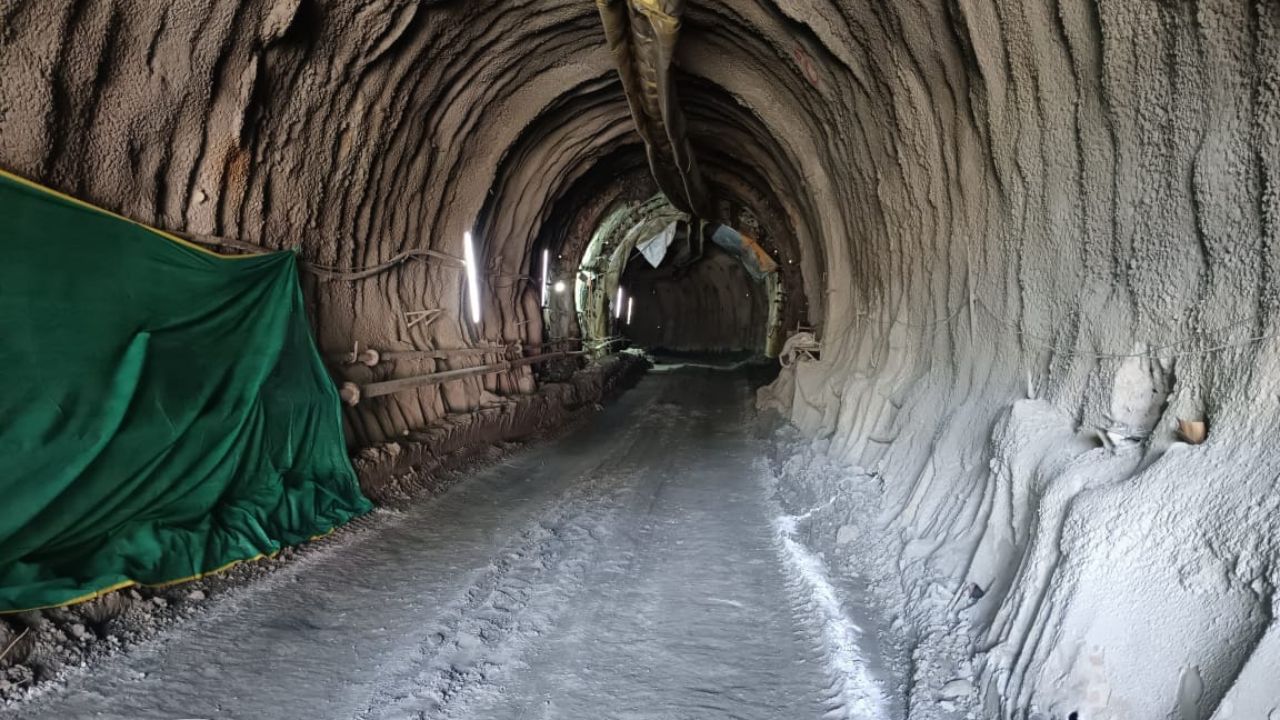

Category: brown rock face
[3, 0, 1279, 716]
[622, 244, 768, 353]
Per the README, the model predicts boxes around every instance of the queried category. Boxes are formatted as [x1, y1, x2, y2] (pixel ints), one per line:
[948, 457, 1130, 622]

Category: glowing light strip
[541, 249, 549, 308]
[615, 286, 624, 319]
[627, 296, 634, 325]
[463, 231, 481, 324]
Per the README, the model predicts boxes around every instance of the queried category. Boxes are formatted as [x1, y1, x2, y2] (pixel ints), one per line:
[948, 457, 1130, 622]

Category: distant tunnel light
[541, 248, 549, 308]
[463, 231, 481, 324]
[627, 296, 634, 325]
[615, 286, 625, 319]
[554, 280, 566, 293]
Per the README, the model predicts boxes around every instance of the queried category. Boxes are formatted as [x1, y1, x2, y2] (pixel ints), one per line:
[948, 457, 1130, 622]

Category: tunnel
[1, 1, 1278, 719]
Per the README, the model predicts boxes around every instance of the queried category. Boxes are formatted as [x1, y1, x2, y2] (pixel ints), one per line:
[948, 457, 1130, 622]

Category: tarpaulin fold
[0, 170, 372, 613]
[638, 221, 678, 267]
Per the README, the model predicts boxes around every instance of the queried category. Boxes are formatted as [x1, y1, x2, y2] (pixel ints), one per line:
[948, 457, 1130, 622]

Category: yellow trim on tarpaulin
[2, 580, 140, 616]
[0, 167, 282, 614]
[0, 167, 372, 613]
[0, 167, 254, 260]
[0, 528, 343, 615]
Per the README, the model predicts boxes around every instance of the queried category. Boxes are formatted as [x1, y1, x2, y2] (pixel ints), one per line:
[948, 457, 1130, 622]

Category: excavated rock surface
[623, 243, 769, 353]
[3, 0, 1280, 717]
[747, 2, 1280, 718]
[0, 1, 636, 446]
[353, 353, 649, 504]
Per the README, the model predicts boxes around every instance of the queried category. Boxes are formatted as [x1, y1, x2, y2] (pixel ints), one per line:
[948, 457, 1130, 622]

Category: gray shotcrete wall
[750, 2, 1280, 717]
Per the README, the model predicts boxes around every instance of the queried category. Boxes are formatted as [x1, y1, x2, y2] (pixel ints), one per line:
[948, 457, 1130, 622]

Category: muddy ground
[0, 356, 647, 708]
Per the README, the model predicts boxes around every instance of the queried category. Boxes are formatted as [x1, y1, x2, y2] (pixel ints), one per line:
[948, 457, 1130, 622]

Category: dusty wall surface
[741, 1, 1280, 718]
[622, 244, 768, 353]
[4, 0, 1280, 717]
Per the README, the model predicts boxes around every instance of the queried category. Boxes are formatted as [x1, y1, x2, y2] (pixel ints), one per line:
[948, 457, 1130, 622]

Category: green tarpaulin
[0, 170, 372, 613]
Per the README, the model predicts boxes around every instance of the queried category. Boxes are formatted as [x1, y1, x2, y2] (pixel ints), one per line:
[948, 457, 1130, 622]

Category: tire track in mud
[357, 493, 624, 719]
[6, 372, 899, 720]
[443, 376, 874, 720]
[357, 398, 687, 719]
[767, 469, 892, 720]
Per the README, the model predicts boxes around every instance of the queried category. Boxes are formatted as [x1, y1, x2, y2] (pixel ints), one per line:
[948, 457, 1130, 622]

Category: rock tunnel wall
[622, 243, 768, 353]
[742, 1, 1280, 718]
[0, 1, 653, 450]
[3, 0, 1279, 717]
[0, 0, 808, 446]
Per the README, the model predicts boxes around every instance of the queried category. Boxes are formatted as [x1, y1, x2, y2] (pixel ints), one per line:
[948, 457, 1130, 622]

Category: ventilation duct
[596, 0, 712, 219]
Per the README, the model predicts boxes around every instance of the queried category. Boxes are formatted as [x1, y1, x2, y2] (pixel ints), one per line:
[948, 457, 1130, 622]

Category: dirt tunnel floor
[5, 370, 895, 720]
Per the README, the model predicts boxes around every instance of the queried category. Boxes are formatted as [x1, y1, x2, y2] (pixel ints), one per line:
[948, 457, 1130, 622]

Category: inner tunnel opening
[562, 191, 785, 360]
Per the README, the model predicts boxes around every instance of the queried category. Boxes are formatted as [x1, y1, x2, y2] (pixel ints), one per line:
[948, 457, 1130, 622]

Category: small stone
[968, 582, 985, 601]
[68, 623, 88, 640]
[186, 590, 206, 602]
[835, 524, 857, 545]
[151, 597, 168, 608]
[938, 677, 974, 699]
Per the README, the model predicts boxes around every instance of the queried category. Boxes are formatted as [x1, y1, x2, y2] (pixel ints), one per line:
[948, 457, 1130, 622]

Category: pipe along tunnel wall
[2, 0, 1279, 717]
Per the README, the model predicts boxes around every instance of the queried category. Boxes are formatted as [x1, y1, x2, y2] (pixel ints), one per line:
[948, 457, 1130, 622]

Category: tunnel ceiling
[3, 0, 1280, 715]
